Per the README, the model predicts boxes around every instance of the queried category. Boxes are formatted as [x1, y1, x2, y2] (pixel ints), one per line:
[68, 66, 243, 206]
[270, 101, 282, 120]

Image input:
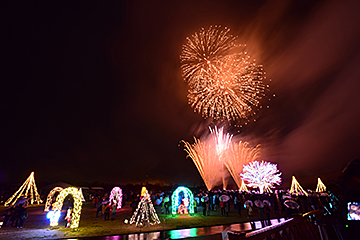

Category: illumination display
[347, 202, 360, 221]
[53, 187, 83, 229]
[171, 186, 194, 215]
[130, 190, 160, 227]
[225, 141, 261, 189]
[315, 178, 326, 192]
[109, 187, 123, 209]
[180, 25, 270, 123]
[46, 209, 61, 227]
[239, 179, 249, 192]
[289, 176, 308, 196]
[4, 172, 42, 207]
[240, 161, 281, 194]
[141, 187, 147, 197]
[44, 187, 63, 212]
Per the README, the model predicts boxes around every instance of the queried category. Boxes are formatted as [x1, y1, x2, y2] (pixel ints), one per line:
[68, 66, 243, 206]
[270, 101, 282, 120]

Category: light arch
[171, 186, 194, 215]
[44, 187, 63, 212]
[109, 187, 123, 209]
[53, 187, 83, 229]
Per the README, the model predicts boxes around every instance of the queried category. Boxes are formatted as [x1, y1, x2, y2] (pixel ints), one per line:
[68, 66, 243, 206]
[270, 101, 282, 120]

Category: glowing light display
[239, 179, 249, 192]
[46, 209, 61, 227]
[141, 187, 147, 197]
[315, 178, 326, 193]
[44, 187, 63, 212]
[109, 187, 123, 209]
[171, 186, 195, 216]
[53, 187, 83, 229]
[241, 161, 281, 194]
[225, 141, 261, 189]
[130, 190, 160, 227]
[180, 26, 270, 123]
[289, 176, 308, 196]
[4, 172, 42, 207]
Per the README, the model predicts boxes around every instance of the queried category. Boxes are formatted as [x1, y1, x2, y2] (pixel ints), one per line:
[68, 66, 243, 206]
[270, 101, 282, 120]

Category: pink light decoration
[109, 187, 123, 209]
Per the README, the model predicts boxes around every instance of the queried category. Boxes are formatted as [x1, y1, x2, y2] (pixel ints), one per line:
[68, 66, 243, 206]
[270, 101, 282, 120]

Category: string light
[44, 187, 63, 212]
[79, 188, 85, 202]
[129, 190, 160, 227]
[109, 187, 123, 209]
[4, 172, 42, 207]
[241, 161, 282, 194]
[289, 176, 308, 196]
[239, 179, 248, 192]
[141, 187, 147, 197]
[315, 178, 326, 192]
[171, 186, 195, 215]
[53, 187, 83, 229]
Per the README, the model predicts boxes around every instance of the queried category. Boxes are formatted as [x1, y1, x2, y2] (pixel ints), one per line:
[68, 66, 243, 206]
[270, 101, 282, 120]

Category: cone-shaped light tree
[5, 172, 42, 206]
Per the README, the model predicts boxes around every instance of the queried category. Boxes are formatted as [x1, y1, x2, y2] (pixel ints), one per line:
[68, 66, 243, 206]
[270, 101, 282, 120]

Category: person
[17, 202, 28, 228]
[193, 198, 197, 213]
[8, 205, 20, 228]
[162, 196, 170, 215]
[111, 202, 117, 220]
[2, 206, 12, 228]
[330, 158, 360, 239]
[202, 197, 208, 216]
[104, 203, 111, 221]
[220, 201, 225, 216]
[247, 205, 253, 219]
[264, 203, 271, 226]
[206, 198, 211, 216]
[236, 196, 243, 216]
[96, 199, 102, 218]
[224, 200, 230, 217]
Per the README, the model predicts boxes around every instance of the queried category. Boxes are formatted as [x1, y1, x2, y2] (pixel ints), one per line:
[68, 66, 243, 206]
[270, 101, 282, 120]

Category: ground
[0, 202, 285, 239]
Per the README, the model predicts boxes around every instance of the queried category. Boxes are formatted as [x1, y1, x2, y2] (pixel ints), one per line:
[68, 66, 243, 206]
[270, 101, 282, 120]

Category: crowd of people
[2, 197, 28, 229]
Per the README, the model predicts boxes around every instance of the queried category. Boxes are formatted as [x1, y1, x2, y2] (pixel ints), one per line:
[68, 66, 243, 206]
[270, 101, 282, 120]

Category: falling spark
[180, 26, 269, 123]
[209, 126, 233, 156]
[182, 137, 222, 191]
[224, 141, 261, 189]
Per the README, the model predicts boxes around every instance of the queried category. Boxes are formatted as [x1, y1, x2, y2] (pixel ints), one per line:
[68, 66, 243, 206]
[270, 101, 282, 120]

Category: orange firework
[180, 26, 269, 124]
[224, 141, 261, 189]
[182, 138, 222, 191]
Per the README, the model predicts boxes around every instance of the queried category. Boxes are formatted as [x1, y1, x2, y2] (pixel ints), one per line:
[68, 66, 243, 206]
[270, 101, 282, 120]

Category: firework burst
[182, 138, 222, 191]
[180, 26, 270, 124]
[182, 126, 232, 190]
[224, 141, 261, 189]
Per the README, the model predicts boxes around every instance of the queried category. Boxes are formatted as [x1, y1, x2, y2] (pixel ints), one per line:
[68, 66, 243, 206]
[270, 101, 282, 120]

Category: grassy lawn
[0, 202, 286, 239]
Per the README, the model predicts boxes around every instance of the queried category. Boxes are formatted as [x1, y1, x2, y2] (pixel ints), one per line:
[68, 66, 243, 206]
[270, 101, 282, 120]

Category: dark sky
[1, 0, 360, 189]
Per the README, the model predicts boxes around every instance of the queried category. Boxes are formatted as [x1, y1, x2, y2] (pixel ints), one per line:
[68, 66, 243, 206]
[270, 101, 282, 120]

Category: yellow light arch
[53, 187, 83, 229]
[44, 187, 63, 212]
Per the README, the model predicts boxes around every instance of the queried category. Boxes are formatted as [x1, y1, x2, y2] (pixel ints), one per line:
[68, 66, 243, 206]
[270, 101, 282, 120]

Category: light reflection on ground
[64, 218, 288, 240]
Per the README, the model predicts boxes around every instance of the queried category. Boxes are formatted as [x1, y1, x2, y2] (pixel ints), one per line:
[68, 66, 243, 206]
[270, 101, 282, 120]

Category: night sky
[1, 0, 360, 189]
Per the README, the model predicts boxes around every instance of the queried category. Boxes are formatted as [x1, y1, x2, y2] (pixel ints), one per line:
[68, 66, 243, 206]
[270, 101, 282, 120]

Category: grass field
[0, 202, 286, 239]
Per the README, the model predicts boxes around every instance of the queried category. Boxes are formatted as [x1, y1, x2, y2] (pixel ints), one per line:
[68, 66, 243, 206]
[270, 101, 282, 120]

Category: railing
[224, 210, 326, 240]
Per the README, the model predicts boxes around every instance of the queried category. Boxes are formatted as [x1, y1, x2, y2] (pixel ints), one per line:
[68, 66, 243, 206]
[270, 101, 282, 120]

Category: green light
[171, 186, 194, 215]
[346, 225, 348, 228]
